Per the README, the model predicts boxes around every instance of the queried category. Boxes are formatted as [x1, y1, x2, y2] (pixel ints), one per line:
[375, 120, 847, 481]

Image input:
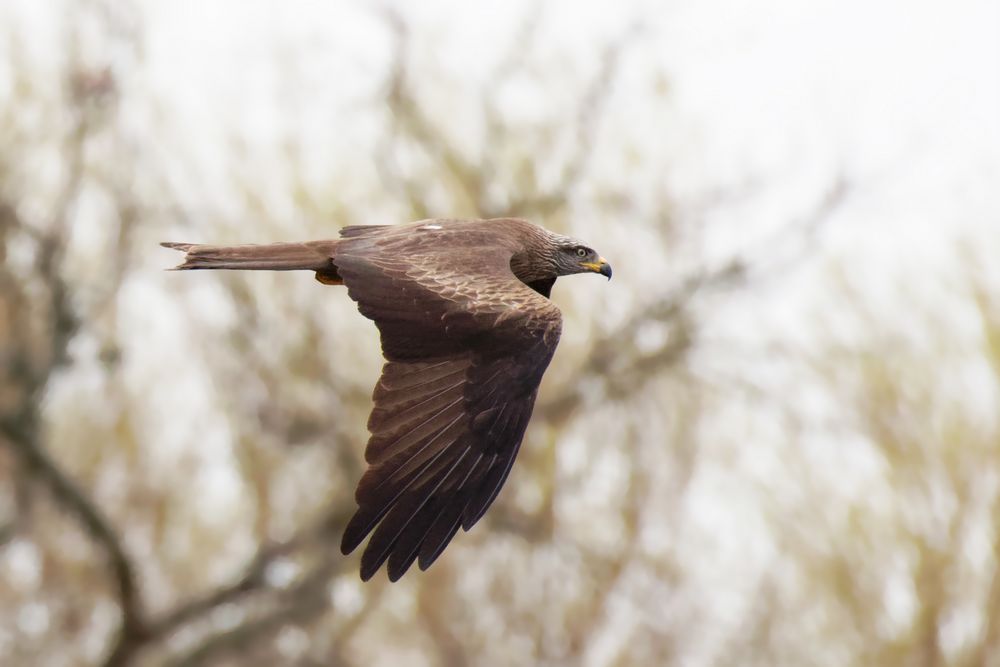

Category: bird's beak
[581, 257, 612, 280]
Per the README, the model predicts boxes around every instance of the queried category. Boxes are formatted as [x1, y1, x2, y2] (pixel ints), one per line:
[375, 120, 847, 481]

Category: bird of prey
[163, 218, 611, 581]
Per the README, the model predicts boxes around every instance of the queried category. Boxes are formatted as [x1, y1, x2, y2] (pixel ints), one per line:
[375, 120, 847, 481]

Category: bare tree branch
[0, 413, 145, 667]
[144, 506, 350, 645]
[0, 219, 146, 667]
[165, 557, 341, 667]
[538, 176, 850, 423]
[0, 48, 150, 665]
[537, 258, 745, 422]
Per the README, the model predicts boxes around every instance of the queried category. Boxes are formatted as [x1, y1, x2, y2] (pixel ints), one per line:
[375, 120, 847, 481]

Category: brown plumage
[163, 218, 611, 581]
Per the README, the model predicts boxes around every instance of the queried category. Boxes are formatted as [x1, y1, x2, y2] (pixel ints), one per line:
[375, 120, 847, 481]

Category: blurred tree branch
[375, 8, 633, 222]
[537, 258, 745, 422]
[0, 63, 149, 665]
[165, 558, 340, 667]
[1, 10, 360, 664]
[146, 507, 349, 645]
[542, 175, 851, 425]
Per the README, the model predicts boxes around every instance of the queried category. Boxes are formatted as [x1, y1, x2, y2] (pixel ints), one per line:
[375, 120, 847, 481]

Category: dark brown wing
[334, 222, 562, 581]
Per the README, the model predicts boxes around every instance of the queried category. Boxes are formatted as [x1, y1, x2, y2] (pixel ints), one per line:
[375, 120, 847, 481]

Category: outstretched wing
[334, 222, 562, 581]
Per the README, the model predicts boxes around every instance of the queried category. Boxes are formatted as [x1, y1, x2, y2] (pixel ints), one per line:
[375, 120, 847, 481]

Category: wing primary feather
[377, 367, 465, 397]
[463, 451, 518, 529]
[343, 414, 465, 554]
[386, 450, 482, 580]
[380, 359, 463, 388]
[365, 396, 465, 464]
[370, 378, 466, 432]
[470, 368, 509, 406]
[361, 447, 473, 581]
[417, 452, 486, 571]
[485, 402, 509, 439]
[366, 411, 465, 493]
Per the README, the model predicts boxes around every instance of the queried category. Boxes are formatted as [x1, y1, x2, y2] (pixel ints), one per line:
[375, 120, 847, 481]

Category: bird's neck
[509, 251, 553, 285]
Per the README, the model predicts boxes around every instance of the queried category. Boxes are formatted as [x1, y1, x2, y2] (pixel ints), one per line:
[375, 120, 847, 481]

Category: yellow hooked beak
[580, 257, 612, 280]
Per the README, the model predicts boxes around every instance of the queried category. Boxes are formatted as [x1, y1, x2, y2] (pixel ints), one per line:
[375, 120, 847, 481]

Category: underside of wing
[340, 355, 542, 581]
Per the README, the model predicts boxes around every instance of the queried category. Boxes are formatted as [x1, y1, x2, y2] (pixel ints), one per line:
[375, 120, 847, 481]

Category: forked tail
[162, 240, 341, 282]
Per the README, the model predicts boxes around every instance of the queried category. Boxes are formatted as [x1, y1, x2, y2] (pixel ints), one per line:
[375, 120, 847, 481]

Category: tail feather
[161, 240, 339, 273]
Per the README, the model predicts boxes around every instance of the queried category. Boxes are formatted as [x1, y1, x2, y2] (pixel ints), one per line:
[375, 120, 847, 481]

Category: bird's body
[163, 218, 610, 581]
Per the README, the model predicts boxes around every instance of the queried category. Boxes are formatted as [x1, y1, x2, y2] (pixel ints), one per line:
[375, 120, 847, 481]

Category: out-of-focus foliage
[1, 1, 998, 666]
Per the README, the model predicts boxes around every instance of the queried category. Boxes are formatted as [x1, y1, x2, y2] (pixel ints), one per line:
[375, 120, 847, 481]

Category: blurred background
[1, 0, 999, 665]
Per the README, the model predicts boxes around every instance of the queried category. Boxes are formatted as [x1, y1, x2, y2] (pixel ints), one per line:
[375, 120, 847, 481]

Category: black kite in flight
[163, 218, 611, 580]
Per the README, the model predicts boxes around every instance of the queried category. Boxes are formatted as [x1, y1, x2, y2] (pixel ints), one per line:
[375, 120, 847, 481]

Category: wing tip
[387, 560, 412, 582]
[340, 507, 376, 559]
[359, 559, 379, 581]
[360, 544, 392, 582]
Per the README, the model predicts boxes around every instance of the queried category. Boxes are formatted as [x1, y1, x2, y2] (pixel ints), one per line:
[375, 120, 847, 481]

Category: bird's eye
[575, 247, 588, 258]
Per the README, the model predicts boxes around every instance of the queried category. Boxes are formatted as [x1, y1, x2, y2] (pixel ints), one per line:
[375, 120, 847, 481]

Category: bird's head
[509, 225, 612, 289]
[550, 239, 612, 279]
